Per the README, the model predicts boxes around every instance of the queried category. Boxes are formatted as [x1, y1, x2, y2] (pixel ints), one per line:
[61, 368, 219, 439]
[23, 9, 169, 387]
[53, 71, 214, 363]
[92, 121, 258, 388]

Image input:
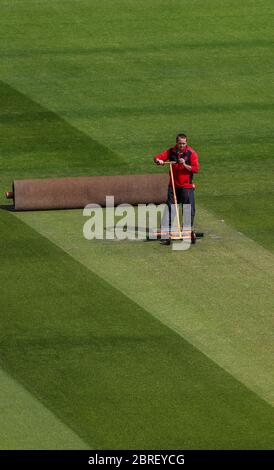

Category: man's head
[176, 133, 188, 152]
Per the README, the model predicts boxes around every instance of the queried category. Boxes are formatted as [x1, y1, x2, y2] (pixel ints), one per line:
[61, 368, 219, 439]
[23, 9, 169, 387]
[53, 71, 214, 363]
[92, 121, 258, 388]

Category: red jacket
[154, 145, 199, 188]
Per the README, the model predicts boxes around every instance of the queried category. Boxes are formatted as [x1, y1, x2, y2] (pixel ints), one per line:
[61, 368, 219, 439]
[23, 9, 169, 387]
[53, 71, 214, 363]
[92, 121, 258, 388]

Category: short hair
[176, 133, 188, 141]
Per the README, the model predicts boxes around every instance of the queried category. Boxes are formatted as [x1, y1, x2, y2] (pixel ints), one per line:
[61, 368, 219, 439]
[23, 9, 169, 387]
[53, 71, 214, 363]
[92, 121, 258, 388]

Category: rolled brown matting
[10, 174, 169, 210]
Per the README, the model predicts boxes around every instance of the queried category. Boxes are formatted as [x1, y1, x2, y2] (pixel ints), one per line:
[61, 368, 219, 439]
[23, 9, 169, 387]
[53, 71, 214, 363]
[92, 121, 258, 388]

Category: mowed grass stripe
[0, 79, 127, 206]
[0, 368, 89, 450]
[15, 207, 274, 407]
[2, 211, 273, 449]
[1, 0, 273, 251]
[1, 1, 273, 250]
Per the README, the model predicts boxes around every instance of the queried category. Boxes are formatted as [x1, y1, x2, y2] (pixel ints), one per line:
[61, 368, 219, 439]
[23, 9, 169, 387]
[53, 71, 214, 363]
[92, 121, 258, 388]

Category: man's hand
[178, 158, 185, 164]
[156, 159, 164, 165]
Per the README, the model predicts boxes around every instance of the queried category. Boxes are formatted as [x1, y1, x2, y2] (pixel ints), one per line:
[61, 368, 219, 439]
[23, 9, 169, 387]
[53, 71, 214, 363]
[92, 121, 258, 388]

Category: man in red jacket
[154, 133, 199, 243]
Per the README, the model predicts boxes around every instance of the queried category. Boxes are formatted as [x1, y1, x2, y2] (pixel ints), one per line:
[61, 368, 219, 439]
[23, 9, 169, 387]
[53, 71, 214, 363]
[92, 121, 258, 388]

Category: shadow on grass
[0, 204, 14, 212]
[0, 79, 126, 180]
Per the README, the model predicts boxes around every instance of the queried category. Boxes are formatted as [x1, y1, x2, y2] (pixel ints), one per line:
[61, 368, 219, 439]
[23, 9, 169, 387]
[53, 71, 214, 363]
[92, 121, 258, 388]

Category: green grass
[16, 206, 274, 407]
[0, 0, 274, 449]
[0, 369, 89, 450]
[1, 0, 274, 250]
[1, 211, 274, 449]
[0, 80, 125, 184]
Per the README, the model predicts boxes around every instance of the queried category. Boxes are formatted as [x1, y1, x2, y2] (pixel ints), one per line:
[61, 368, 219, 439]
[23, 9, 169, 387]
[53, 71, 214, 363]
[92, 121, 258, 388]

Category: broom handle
[165, 162, 182, 238]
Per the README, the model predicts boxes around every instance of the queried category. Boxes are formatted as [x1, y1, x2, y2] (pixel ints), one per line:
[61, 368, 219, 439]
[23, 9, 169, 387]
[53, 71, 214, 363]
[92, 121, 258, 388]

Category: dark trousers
[162, 185, 196, 229]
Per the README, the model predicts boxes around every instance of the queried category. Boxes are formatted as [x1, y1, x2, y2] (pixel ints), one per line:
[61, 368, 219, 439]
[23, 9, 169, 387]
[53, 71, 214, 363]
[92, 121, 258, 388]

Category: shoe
[191, 231, 196, 244]
[160, 239, 171, 246]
